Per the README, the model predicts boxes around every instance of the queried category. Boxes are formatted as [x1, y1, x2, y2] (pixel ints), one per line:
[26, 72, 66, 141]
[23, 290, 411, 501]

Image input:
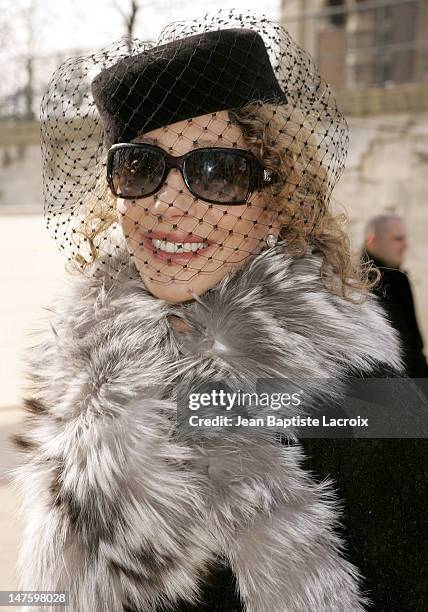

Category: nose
[148, 168, 195, 218]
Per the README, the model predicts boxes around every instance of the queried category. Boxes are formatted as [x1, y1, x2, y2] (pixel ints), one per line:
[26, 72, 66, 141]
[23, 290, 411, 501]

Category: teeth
[152, 238, 208, 253]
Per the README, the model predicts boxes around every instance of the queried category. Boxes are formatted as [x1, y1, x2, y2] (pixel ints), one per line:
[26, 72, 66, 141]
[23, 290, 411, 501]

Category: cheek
[239, 197, 279, 239]
[117, 198, 138, 216]
[200, 199, 277, 254]
[117, 199, 155, 237]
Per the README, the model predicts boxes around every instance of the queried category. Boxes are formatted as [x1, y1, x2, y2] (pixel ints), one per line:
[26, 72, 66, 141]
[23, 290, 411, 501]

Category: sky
[1, 0, 281, 59]
[0, 0, 281, 112]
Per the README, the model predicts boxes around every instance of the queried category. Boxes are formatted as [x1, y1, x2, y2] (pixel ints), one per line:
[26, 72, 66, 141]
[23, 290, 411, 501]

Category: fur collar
[60, 244, 401, 384]
[11, 246, 400, 612]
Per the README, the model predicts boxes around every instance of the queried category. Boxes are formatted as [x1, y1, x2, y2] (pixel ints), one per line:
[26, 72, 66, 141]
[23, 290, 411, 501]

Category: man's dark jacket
[362, 249, 428, 377]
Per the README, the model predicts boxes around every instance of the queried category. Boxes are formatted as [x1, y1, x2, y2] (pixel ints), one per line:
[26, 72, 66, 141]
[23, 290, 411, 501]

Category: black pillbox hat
[92, 28, 287, 145]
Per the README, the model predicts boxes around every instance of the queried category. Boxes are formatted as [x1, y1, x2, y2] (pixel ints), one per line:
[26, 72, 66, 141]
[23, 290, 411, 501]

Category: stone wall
[0, 122, 41, 211]
[334, 111, 428, 343]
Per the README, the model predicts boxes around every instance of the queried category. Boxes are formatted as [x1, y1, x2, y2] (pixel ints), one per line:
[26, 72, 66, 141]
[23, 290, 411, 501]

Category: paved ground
[0, 214, 66, 408]
[0, 214, 65, 609]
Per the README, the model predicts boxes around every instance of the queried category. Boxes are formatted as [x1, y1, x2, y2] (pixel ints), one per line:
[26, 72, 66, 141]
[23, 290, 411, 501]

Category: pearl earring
[265, 234, 278, 248]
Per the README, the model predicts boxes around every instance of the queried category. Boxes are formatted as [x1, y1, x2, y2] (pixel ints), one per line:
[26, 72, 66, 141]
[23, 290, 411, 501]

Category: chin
[142, 276, 212, 303]
[137, 260, 242, 303]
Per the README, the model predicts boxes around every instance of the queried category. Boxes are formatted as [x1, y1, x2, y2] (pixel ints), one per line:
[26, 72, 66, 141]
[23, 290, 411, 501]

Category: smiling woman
[9, 8, 427, 612]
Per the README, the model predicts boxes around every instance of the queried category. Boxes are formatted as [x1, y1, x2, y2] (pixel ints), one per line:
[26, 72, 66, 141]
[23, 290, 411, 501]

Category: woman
[11, 11, 426, 612]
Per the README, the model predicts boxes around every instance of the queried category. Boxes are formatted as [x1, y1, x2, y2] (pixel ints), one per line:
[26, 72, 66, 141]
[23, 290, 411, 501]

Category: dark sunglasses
[106, 143, 274, 205]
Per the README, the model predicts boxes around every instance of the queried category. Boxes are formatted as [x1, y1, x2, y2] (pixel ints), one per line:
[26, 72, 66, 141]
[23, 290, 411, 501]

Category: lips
[141, 231, 216, 265]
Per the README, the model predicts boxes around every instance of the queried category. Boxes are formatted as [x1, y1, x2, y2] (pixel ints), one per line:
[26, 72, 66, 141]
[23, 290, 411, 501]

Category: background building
[282, 0, 428, 90]
[282, 0, 428, 339]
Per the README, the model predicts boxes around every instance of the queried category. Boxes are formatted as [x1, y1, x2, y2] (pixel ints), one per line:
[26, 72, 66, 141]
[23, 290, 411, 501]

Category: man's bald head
[364, 214, 407, 268]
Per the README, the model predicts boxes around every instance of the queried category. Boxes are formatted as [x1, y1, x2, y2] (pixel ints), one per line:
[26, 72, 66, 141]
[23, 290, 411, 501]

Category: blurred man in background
[362, 214, 428, 377]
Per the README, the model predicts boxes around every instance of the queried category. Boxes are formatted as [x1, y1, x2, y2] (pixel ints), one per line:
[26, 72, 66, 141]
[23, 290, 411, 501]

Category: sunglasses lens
[111, 146, 165, 198]
[185, 149, 252, 204]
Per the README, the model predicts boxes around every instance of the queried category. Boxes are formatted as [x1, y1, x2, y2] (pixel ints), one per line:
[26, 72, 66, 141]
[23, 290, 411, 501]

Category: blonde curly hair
[75, 101, 377, 301]
[230, 101, 377, 301]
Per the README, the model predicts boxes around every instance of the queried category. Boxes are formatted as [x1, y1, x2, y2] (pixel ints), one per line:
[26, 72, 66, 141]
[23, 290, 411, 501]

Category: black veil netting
[40, 8, 348, 284]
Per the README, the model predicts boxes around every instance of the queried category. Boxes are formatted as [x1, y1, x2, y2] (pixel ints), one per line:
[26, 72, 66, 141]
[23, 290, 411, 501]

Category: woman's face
[116, 110, 280, 303]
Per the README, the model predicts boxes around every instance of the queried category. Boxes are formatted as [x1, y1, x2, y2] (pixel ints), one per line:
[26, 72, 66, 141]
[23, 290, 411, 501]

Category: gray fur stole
[11, 247, 401, 612]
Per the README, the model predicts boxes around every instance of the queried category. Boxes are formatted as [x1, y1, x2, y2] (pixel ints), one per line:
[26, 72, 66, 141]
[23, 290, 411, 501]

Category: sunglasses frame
[106, 142, 274, 205]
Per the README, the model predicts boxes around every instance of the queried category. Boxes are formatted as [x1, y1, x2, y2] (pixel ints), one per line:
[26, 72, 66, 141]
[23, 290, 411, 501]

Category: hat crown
[91, 27, 286, 145]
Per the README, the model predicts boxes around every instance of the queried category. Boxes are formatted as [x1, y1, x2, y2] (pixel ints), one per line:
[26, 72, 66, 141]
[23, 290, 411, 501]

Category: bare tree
[113, 0, 140, 53]
[1, 0, 43, 120]
[21, 0, 37, 119]
[0, 20, 11, 47]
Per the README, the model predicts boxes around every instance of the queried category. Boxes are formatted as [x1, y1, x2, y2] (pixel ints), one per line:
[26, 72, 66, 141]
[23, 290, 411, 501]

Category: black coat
[301, 362, 427, 612]
[302, 437, 428, 612]
[362, 250, 428, 378]
[302, 361, 427, 611]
